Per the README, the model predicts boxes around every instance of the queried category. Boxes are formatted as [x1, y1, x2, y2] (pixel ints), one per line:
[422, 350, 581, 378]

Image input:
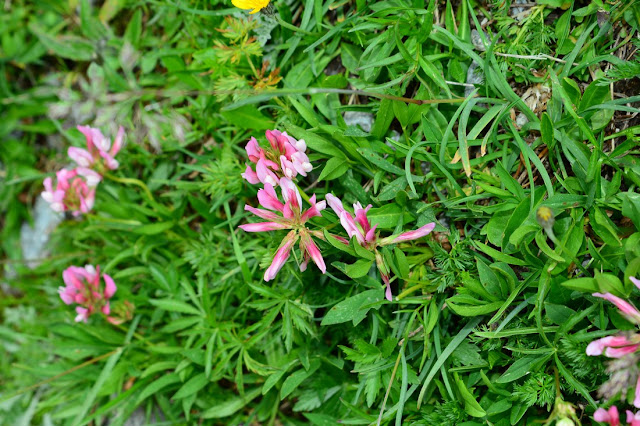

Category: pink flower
[378, 222, 437, 245]
[241, 165, 260, 184]
[42, 168, 97, 216]
[239, 178, 326, 280]
[586, 335, 640, 358]
[594, 406, 620, 426]
[630, 277, 640, 291]
[264, 231, 296, 281]
[325, 194, 375, 247]
[593, 292, 640, 324]
[636, 376, 640, 408]
[242, 129, 312, 186]
[628, 410, 640, 426]
[325, 193, 436, 301]
[71, 125, 125, 172]
[59, 265, 117, 323]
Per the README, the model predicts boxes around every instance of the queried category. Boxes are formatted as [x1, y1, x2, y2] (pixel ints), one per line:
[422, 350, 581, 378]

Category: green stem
[104, 174, 155, 202]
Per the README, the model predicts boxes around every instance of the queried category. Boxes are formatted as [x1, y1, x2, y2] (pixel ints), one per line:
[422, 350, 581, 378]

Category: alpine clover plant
[238, 130, 435, 298]
[5, 0, 640, 425]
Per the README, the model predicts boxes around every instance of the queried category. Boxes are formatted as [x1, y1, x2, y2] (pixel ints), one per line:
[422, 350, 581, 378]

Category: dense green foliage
[1, 0, 640, 425]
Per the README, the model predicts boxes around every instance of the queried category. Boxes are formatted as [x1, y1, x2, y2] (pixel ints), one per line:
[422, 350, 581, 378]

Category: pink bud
[239, 222, 288, 232]
[256, 159, 279, 187]
[631, 277, 640, 292]
[605, 344, 640, 358]
[257, 184, 284, 212]
[75, 307, 90, 323]
[353, 203, 372, 234]
[300, 195, 326, 222]
[635, 376, 640, 409]
[379, 222, 436, 246]
[265, 129, 279, 150]
[325, 193, 346, 217]
[280, 155, 298, 179]
[103, 274, 117, 298]
[628, 409, 640, 426]
[594, 406, 620, 425]
[245, 137, 262, 163]
[241, 165, 260, 184]
[280, 178, 302, 211]
[68, 147, 94, 167]
[111, 126, 125, 156]
[340, 211, 365, 244]
[593, 292, 640, 323]
[365, 224, 378, 244]
[264, 232, 296, 281]
[244, 205, 281, 221]
[291, 151, 312, 176]
[99, 151, 119, 170]
[301, 234, 326, 274]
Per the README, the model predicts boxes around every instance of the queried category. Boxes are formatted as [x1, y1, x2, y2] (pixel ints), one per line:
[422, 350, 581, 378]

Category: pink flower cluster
[42, 125, 124, 216]
[42, 168, 100, 217]
[242, 129, 312, 187]
[587, 277, 640, 414]
[239, 129, 436, 300]
[59, 265, 117, 323]
[594, 406, 640, 425]
[240, 179, 326, 281]
[69, 126, 125, 173]
[325, 193, 435, 301]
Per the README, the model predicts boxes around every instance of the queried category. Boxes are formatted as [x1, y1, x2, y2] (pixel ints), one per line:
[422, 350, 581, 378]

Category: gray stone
[343, 111, 374, 133]
[20, 197, 64, 269]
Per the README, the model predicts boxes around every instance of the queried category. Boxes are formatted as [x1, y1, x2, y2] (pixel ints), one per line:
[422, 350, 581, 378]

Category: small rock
[20, 197, 64, 270]
[465, 61, 483, 98]
[343, 111, 374, 133]
[515, 113, 529, 128]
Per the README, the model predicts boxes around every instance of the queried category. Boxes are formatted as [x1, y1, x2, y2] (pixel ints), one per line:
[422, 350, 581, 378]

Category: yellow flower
[231, 0, 270, 14]
[536, 206, 555, 230]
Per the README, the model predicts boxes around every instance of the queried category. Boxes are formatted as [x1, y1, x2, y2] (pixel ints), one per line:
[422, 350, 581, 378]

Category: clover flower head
[325, 193, 436, 301]
[239, 178, 326, 281]
[69, 125, 125, 173]
[59, 265, 117, 322]
[241, 130, 312, 187]
[42, 168, 99, 216]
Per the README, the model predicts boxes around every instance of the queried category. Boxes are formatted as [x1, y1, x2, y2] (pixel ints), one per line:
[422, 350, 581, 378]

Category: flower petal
[239, 222, 288, 232]
[264, 231, 296, 281]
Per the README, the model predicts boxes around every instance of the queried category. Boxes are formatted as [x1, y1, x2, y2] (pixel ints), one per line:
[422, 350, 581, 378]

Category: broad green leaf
[321, 290, 383, 326]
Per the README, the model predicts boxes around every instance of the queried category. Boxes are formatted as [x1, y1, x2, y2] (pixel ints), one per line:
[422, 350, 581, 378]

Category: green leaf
[540, 113, 554, 148]
[367, 204, 411, 229]
[621, 192, 640, 231]
[29, 24, 95, 61]
[495, 355, 545, 384]
[173, 373, 209, 399]
[560, 277, 598, 293]
[132, 222, 175, 235]
[344, 259, 373, 279]
[447, 299, 503, 316]
[281, 360, 321, 399]
[321, 290, 383, 326]
[318, 157, 350, 181]
[136, 373, 181, 403]
[323, 229, 356, 255]
[201, 387, 262, 418]
[372, 99, 395, 139]
[454, 373, 486, 418]
[150, 299, 203, 316]
[220, 105, 274, 130]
